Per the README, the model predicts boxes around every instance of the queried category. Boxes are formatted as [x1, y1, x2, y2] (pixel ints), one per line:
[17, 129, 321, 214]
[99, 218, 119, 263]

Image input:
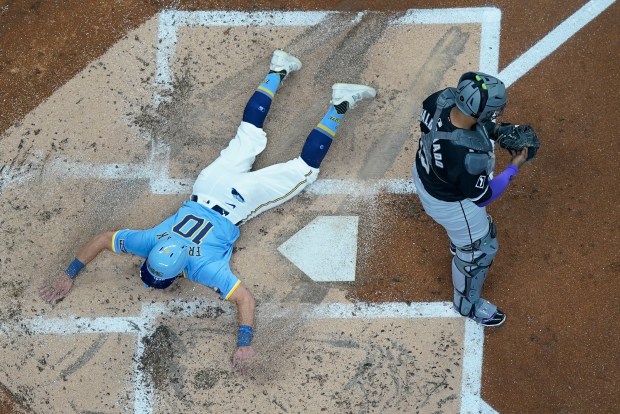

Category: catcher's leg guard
[452, 218, 499, 320]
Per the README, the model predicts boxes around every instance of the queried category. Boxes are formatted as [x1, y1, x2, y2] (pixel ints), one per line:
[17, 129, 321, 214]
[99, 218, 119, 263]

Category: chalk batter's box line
[154, 8, 502, 103]
[38, 8, 502, 195]
[13, 2, 616, 194]
[8, 300, 493, 414]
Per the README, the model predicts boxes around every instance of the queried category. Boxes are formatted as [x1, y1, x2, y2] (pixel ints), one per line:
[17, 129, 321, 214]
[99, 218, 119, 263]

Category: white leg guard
[451, 218, 499, 320]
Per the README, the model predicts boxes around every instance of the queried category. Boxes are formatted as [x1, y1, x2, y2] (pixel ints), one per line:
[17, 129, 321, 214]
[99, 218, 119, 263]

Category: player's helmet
[140, 236, 189, 289]
[455, 72, 506, 123]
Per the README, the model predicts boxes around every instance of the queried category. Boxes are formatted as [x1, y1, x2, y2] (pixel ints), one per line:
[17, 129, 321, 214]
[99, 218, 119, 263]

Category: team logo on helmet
[455, 72, 506, 123]
[140, 236, 189, 289]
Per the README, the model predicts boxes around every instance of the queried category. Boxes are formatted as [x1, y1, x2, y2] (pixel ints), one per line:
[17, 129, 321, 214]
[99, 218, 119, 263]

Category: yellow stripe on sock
[316, 123, 336, 137]
[257, 85, 275, 98]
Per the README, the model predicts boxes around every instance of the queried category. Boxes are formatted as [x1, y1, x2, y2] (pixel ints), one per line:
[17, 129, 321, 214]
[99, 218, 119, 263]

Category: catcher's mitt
[496, 124, 540, 161]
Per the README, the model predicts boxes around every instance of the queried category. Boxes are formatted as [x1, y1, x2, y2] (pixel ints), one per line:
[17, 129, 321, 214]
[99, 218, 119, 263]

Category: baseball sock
[300, 105, 346, 168]
[242, 72, 283, 128]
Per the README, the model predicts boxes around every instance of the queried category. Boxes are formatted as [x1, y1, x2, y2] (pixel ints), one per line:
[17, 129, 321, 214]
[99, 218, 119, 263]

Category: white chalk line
[156, 10, 356, 93]
[391, 7, 501, 74]
[499, 0, 616, 86]
[46, 158, 418, 196]
[11, 4, 615, 413]
[30, 8, 503, 196]
[4, 300, 481, 414]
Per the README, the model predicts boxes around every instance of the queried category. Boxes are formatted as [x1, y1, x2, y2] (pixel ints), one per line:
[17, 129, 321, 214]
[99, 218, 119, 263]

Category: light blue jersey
[112, 201, 241, 299]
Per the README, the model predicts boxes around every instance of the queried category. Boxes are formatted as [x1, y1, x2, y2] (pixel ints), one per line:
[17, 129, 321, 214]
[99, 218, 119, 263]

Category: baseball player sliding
[413, 72, 535, 327]
[40, 50, 376, 367]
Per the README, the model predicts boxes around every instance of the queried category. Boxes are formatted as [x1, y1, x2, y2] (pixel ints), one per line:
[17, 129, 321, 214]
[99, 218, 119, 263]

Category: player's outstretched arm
[40, 231, 115, 304]
[228, 284, 257, 370]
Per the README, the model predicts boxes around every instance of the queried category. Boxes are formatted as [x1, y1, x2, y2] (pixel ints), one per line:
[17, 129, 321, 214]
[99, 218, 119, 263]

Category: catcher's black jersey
[414, 89, 493, 204]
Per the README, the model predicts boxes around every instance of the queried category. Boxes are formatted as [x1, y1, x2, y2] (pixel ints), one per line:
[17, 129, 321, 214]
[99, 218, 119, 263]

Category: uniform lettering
[418, 147, 430, 174]
[420, 109, 433, 130]
[188, 246, 202, 257]
[433, 142, 443, 169]
[172, 215, 214, 245]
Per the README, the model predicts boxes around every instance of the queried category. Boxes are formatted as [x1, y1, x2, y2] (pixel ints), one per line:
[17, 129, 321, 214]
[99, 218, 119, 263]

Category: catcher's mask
[140, 237, 188, 289]
[455, 72, 506, 123]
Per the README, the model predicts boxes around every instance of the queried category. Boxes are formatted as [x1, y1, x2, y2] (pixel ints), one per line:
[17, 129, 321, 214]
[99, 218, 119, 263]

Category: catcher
[413, 71, 539, 327]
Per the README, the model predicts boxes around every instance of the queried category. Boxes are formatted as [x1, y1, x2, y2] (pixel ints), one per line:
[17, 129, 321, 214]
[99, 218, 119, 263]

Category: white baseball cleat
[331, 83, 377, 108]
[270, 50, 302, 76]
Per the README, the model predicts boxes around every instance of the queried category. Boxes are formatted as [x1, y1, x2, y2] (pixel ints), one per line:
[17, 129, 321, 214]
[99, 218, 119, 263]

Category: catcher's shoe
[450, 241, 456, 255]
[331, 83, 376, 109]
[270, 50, 302, 78]
[477, 309, 506, 327]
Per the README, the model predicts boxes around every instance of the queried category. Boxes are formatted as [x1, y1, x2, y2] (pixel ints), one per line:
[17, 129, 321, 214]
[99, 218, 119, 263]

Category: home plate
[278, 216, 359, 282]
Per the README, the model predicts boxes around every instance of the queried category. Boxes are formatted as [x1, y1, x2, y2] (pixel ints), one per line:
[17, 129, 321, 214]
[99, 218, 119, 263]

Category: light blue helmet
[140, 237, 188, 289]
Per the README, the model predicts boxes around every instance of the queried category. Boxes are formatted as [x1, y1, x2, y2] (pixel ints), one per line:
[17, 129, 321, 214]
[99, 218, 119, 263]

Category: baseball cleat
[477, 309, 506, 327]
[331, 83, 376, 109]
[449, 241, 456, 255]
[270, 50, 302, 77]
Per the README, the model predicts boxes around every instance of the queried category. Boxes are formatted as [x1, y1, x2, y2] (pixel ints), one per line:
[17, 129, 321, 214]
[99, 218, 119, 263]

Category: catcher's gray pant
[413, 166, 499, 320]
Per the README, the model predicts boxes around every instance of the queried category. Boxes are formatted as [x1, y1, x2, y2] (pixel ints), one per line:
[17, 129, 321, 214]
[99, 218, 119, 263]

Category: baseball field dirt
[0, 1, 618, 413]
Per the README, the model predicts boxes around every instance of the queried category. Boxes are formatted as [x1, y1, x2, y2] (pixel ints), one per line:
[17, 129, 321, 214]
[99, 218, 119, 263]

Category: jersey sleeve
[191, 264, 241, 300]
[444, 143, 492, 203]
[458, 168, 492, 203]
[112, 229, 158, 258]
[419, 90, 443, 133]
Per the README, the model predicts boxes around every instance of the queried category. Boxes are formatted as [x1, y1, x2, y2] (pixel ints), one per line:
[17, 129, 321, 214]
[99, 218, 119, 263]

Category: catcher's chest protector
[420, 89, 495, 180]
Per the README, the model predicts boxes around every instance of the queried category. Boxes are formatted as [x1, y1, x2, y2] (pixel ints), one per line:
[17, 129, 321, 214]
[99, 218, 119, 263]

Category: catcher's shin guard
[452, 219, 499, 319]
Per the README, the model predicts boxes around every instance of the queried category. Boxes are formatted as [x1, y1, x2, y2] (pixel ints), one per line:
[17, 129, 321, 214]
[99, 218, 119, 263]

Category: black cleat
[477, 309, 506, 327]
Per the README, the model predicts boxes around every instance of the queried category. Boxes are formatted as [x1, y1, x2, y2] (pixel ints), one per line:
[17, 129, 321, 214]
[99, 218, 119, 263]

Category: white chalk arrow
[278, 216, 359, 282]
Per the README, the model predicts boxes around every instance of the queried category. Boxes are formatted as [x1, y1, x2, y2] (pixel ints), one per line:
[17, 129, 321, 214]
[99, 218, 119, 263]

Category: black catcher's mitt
[496, 124, 540, 161]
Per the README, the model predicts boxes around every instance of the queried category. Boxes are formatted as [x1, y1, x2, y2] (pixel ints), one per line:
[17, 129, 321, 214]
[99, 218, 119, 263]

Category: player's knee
[300, 130, 333, 168]
[242, 92, 272, 128]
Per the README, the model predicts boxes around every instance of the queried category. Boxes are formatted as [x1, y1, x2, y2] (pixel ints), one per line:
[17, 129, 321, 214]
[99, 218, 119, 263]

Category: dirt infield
[1, 1, 618, 414]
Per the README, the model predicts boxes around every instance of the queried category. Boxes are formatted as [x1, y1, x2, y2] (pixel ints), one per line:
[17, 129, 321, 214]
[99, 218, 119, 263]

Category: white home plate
[278, 216, 359, 282]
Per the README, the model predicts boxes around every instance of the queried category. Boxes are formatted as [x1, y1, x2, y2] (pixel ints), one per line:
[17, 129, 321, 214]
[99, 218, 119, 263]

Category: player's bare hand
[510, 147, 529, 168]
[232, 346, 256, 374]
[40, 272, 74, 304]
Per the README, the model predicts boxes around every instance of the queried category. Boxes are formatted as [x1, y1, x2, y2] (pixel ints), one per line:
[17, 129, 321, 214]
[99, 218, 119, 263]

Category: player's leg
[413, 166, 504, 326]
[300, 83, 376, 168]
[412, 167, 489, 244]
[451, 216, 505, 327]
[229, 84, 377, 223]
[241, 50, 301, 129]
[201, 50, 302, 177]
